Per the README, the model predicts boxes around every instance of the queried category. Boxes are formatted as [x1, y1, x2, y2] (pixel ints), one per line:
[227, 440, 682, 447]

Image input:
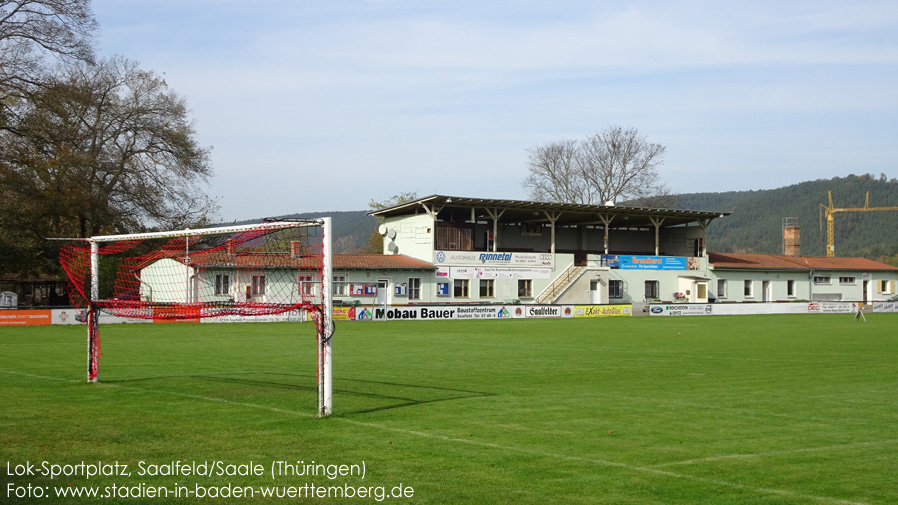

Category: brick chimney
[783, 221, 800, 256]
[290, 241, 304, 258]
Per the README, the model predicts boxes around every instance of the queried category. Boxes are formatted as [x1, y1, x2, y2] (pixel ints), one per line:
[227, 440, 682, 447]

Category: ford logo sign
[650, 306, 663, 314]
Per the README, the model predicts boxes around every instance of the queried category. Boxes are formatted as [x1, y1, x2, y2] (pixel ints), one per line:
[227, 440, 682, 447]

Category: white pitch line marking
[650, 440, 898, 469]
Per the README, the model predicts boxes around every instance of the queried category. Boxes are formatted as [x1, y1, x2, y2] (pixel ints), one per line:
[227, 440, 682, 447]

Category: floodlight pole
[319, 217, 334, 416]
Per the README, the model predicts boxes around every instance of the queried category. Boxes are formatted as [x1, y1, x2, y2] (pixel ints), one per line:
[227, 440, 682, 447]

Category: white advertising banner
[434, 251, 554, 268]
[649, 302, 859, 316]
[873, 301, 898, 313]
[372, 305, 515, 321]
[202, 311, 306, 323]
[510, 305, 574, 318]
[51, 309, 151, 325]
[449, 267, 552, 279]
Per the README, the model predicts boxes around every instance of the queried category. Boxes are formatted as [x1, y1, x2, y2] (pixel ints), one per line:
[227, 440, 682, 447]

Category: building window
[839, 276, 855, 285]
[879, 280, 896, 294]
[813, 275, 831, 284]
[252, 275, 265, 295]
[454, 279, 469, 298]
[333, 275, 346, 296]
[479, 279, 494, 298]
[717, 279, 727, 299]
[609, 280, 623, 299]
[214, 274, 230, 296]
[787, 279, 796, 297]
[298, 275, 313, 295]
[644, 280, 659, 300]
[744, 279, 753, 298]
[408, 278, 421, 300]
[518, 279, 533, 298]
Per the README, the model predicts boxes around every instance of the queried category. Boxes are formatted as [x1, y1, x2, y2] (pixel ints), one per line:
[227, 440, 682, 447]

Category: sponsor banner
[202, 311, 306, 323]
[799, 302, 857, 314]
[513, 305, 565, 318]
[873, 302, 898, 313]
[0, 309, 52, 326]
[603, 255, 687, 270]
[649, 304, 714, 316]
[449, 267, 552, 279]
[332, 306, 375, 321]
[574, 305, 633, 318]
[649, 301, 858, 316]
[455, 306, 513, 319]
[434, 251, 554, 268]
[372, 305, 514, 321]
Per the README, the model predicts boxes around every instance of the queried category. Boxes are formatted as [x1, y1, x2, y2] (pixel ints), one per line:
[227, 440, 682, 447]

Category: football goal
[59, 218, 335, 416]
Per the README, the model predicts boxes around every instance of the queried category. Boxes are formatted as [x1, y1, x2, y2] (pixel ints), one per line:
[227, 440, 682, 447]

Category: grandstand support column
[698, 219, 711, 257]
[544, 212, 561, 255]
[598, 214, 614, 254]
[649, 216, 666, 256]
[485, 208, 505, 252]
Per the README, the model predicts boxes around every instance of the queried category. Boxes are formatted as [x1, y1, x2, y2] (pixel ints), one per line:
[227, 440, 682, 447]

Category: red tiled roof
[334, 254, 434, 270]
[182, 252, 433, 270]
[708, 253, 898, 272]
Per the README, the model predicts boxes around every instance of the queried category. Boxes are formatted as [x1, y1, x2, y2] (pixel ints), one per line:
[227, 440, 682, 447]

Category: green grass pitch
[2, 314, 897, 504]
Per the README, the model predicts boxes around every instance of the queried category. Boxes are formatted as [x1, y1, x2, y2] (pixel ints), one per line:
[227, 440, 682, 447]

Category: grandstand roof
[708, 253, 898, 272]
[369, 195, 730, 229]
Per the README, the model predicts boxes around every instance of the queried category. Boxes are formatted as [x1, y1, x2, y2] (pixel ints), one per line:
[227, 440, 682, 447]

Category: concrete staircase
[535, 264, 588, 304]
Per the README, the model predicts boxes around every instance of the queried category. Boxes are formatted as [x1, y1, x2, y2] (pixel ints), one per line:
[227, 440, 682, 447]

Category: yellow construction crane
[819, 191, 898, 257]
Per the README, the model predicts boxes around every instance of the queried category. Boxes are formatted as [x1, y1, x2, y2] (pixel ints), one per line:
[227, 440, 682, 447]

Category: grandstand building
[129, 195, 898, 311]
[348, 195, 898, 309]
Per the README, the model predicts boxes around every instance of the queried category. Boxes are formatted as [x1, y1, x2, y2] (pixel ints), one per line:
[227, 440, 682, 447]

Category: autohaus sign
[434, 251, 554, 268]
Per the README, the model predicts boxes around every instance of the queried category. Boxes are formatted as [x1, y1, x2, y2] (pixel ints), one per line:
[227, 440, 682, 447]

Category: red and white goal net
[59, 218, 334, 415]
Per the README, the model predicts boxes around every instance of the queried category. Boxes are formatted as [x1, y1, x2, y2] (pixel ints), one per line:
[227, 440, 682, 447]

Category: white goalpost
[60, 218, 335, 416]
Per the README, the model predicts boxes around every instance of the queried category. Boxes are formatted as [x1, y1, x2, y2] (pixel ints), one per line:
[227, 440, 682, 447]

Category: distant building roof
[334, 254, 433, 270]
[369, 194, 730, 229]
[708, 253, 898, 272]
[174, 252, 433, 271]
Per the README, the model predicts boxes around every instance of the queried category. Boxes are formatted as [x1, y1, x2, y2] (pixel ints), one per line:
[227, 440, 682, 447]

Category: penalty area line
[1, 370, 872, 505]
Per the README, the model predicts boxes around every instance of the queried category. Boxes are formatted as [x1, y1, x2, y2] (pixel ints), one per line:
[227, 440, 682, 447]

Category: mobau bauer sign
[434, 251, 554, 268]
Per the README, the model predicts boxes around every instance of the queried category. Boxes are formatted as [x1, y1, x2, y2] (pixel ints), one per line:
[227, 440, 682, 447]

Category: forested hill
[230, 174, 898, 261]
[227, 210, 377, 253]
[674, 174, 898, 261]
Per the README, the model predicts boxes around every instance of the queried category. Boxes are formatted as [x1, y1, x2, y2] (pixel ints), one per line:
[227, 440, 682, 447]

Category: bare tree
[0, 56, 216, 274]
[0, 0, 96, 96]
[523, 125, 670, 206]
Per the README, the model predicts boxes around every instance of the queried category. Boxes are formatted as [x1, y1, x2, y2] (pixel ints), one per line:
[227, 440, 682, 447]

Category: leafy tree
[0, 56, 217, 275]
[523, 125, 669, 206]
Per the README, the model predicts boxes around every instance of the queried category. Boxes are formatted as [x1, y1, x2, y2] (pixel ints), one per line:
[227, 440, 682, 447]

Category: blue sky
[92, 0, 898, 221]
